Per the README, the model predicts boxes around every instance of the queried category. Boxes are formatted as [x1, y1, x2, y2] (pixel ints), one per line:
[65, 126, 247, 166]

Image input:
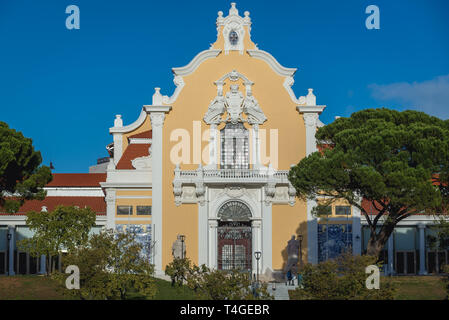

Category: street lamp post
[254, 251, 261, 283]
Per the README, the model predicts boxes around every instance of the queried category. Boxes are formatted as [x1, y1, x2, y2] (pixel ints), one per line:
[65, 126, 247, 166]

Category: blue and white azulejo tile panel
[115, 224, 152, 261]
[318, 224, 353, 262]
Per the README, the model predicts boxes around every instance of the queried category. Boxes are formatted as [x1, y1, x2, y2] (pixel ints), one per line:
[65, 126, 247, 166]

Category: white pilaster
[105, 189, 116, 230]
[252, 220, 262, 275]
[302, 113, 319, 156]
[208, 219, 218, 269]
[261, 201, 272, 273]
[112, 115, 124, 165]
[144, 104, 171, 275]
[307, 199, 318, 264]
[418, 224, 427, 275]
[298, 106, 325, 265]
[148, 110, 168, 276]
[198, 189, 208, 266]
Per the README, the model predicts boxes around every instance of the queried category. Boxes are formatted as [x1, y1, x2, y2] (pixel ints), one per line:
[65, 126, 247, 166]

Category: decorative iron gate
[217, 221, 252, 271]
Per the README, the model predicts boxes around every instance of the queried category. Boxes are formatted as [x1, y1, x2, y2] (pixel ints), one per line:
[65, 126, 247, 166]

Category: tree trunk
[46, 255, 50, 276]
[366, 220, 396, 260]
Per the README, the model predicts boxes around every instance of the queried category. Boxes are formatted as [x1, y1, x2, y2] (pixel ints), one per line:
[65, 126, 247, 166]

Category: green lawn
[0, 275, 70, 300]
[1, 274, 446, 300]
[0, 275, 196, 300]
[383, 276, 447, 300]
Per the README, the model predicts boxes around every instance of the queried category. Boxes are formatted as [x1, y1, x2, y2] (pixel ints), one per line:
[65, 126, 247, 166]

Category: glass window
[117, 206, 132, 215]
[136, 206, 152, 216]
[229, 30, 239, 45]
[335, 206, 351, 215]
[220, 122, 249, 169]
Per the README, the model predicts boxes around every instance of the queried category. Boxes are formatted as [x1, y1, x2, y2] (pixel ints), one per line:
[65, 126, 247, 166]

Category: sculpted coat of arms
[203, 70, 267, 125]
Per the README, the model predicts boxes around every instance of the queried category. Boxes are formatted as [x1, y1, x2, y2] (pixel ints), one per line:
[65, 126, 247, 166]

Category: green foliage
[165, 259, 272, 300]
[55, 230, 157, 300]
[289, 108, 449, 257]
[185, 265, 272, 300]
[290, 253, 396, 300]
[18, 205, 96, 274]
[444, 265, 449, 300]
[428, 218, 449, 250]
[165, 257, 193, 286]
[0, 121, 52, 212]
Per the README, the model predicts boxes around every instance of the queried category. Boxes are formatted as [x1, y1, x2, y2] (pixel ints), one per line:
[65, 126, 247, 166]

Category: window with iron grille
[220, 122, 249, 169]
[335, 206, 351, 215]
[136, 206, 152, 216]
[117, 206, 133, 215]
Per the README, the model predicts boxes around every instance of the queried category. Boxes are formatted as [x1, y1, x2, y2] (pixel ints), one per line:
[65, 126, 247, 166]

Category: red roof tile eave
[47, 173, 106, 187]
[0, 212, 106, 216]
[116, 143, 152, 170]
[0, 196, 107, 215]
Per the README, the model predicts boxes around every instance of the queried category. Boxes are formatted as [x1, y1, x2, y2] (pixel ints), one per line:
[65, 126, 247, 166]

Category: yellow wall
[115, 190, 152, 221]
[120, 25, 308, 270]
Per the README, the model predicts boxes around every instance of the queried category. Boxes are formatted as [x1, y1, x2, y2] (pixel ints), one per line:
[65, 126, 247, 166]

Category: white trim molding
[172, 49, 222, 77]
[110, 109, 147, 134]
[247, 50, 297, 77]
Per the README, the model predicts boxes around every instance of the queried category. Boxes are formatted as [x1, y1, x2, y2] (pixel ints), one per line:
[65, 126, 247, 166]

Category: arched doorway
[217, 201, 252, 271]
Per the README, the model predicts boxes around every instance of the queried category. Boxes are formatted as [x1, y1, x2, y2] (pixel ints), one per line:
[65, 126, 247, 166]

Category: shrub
[54, 230, 157, 300]
[290, 253, 396, 300]
[165, 258, 192, 287]
[186, 265, 272, 300]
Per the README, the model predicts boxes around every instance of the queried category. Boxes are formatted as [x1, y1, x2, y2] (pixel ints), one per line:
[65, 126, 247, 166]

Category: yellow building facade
[102, 3, 331, 278]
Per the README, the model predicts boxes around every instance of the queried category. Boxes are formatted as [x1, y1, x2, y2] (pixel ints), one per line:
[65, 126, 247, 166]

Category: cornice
[246, 49, 297, 77]
[172, 49, 222, 77]
[110, 108, 147, 134]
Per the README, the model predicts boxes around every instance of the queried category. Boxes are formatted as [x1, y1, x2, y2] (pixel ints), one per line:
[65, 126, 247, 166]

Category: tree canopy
[18, 205, 96, 274]
[57, 230, 157, 300]
[289, 108, 449, 256]
[0, 121, 52, 212]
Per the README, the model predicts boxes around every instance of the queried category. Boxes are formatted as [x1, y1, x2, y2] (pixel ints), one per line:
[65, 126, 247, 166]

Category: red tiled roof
[129, 130, 152, 139]
[47, 173, 106, 187]
[0, 197, 106, 215]
[361, 198, 447, 216]
[116, 144, 151, 170]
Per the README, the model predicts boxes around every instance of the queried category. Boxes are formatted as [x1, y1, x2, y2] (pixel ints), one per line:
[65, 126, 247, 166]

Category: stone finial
[114, 115, 123, 127]
[152, 87, 163, 105]
[244, 11, 251, 23]
[41, 206, 48, 212]
[229, 2, 238, 16]
[306, 88, 316, 106]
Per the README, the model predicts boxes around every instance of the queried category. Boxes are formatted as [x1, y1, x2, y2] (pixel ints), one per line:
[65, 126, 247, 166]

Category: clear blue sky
[1, 0, 448, 173]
